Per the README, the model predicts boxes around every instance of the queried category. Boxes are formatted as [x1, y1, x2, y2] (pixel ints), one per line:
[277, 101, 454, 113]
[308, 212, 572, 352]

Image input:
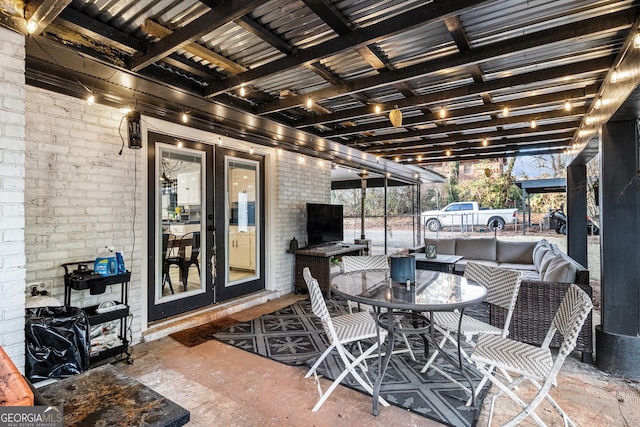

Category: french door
[147, 132, 265, 321]
[215, 148, 265, 301]
[147, 132, 215, 321]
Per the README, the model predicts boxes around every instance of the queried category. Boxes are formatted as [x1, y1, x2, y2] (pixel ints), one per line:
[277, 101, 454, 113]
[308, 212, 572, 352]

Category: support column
[596, 120, 640, 379]
[566, 164, 588, 267]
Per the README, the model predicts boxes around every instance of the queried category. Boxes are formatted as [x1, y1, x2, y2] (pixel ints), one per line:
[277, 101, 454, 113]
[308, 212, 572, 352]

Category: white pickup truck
[421, 202, 518, 232]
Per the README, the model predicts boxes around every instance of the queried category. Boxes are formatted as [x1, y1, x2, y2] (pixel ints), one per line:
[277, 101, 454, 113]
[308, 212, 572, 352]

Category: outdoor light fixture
[389, 105, 402, 127]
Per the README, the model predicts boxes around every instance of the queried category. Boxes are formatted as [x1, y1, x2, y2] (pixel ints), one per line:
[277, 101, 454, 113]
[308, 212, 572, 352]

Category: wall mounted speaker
[127, 111, 142, 149]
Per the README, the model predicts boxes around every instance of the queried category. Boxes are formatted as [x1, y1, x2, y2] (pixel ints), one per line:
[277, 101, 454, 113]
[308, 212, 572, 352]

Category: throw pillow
[532, 239, 549, 264]
[537, 249, 556, 277]
[543, 254, 578, 283]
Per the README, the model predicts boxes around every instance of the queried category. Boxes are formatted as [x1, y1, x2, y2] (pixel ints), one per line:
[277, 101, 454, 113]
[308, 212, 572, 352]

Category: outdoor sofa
[416, 236, 593, 362]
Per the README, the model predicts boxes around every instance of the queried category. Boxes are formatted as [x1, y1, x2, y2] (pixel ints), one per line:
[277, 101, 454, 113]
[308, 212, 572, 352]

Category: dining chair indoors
[302, 267, 389, 412]
[470, 284, 593, 427]
[420, 262, 522, 402]
[165, 232, 201, 291]
[161, 233, 176, 294]
[341, 255, 416, 361]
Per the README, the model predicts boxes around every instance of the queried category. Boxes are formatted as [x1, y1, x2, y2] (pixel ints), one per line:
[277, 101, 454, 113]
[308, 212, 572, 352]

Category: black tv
[307, 203, 344, 247]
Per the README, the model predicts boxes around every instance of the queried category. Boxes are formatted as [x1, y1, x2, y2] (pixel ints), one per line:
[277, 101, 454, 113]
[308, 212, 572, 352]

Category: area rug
[211, 299, 489, 427]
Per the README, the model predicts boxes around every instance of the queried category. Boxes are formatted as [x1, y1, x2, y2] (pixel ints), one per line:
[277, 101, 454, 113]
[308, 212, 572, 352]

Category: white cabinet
[177, 171, 200, 205]
[229, 232, 255, 270]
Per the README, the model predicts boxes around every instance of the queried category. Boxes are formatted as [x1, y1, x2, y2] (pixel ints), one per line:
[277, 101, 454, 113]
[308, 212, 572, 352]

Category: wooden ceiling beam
[142, 19, 247, 75]
[55, 7, 142, 54]
[130, 0, 265, 71]
[203, 0, 488, 97]
[301, 0, 352, 35]
[257, 8, 634, 115]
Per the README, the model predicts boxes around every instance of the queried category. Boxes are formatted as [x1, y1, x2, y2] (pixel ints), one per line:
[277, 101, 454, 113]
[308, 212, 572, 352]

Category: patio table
[331, 269, 486, 415]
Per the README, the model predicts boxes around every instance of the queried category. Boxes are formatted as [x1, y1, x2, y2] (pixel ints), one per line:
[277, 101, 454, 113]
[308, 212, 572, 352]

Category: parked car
[421, 202, 518, 232]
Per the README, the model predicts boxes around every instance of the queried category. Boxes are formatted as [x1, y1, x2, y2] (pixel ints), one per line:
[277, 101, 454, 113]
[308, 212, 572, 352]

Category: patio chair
[470, 284, 593, 427]
[341, 255, 416, 361]
[302, 267, 389, 412]
[420, 263, 522, 402]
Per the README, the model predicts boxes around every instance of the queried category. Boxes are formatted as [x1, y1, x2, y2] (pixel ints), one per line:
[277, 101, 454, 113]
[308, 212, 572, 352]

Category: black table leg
[372, 309, 396, 416]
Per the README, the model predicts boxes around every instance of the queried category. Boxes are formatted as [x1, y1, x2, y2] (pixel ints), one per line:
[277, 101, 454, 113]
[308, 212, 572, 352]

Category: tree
[456, 158, 520, 208]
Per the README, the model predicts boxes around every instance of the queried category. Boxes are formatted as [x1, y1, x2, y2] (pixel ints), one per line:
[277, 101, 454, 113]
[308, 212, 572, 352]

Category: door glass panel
[226, 157, 259, 285]
[157, 145, 205, 301]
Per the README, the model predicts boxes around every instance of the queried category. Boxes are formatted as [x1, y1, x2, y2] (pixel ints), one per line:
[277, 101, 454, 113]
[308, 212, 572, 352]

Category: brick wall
[272, 151, 331, 294]
[24, 87, 142, 345]
[0, 27, 26, 371]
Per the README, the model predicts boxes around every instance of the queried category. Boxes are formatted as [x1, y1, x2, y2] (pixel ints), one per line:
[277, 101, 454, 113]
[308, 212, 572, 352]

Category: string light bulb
[306, 97, 313, 108]
[249, 147, 254, 154]
[26, 20, 38, 34]
[445, 149, 451, 156]
[564, 101, 572, 111]
[482, 138, 488, 146]
[217, 137, 222, 146]
[611, 69, 619, 83]
[181, 113, 188, 124]
[86, 94, 95, 105]
[177, 141, 183, 148]
[374, 104, 381, 114]
[530, 119, 537, 129]
[239, 86, 246, 97]
[439, 106, 446, 119]
[594, 98, 602, 109]
[634, 31, 640, 49]
[502, 106, 509, 117]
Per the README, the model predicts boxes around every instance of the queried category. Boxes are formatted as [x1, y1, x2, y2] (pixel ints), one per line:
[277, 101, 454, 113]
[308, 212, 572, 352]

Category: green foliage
[456, 159, 520, 208]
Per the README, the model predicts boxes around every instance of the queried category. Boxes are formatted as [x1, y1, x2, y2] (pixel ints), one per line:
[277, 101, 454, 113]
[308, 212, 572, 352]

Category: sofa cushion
[537, 249, 557, 276]
[454, 258, 499, 273]
[498, 262, 537, 272]
[497, 240, 537, 264]
[424, 237, 456, 255]
[455, 238, 497, 261]
[543, 254, 578, 283]
[533, 240, 551, 269]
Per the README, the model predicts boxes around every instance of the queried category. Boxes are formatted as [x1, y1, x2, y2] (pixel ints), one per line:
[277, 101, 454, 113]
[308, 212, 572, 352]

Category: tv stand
[289, 244, 366, 297]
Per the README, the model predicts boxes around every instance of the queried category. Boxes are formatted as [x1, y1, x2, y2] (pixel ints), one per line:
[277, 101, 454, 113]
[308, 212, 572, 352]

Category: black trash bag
[25, 306, 90, 382]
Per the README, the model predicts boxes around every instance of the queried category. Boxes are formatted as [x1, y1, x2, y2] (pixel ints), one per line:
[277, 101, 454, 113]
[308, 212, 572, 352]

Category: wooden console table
[289, 244, 366, 296]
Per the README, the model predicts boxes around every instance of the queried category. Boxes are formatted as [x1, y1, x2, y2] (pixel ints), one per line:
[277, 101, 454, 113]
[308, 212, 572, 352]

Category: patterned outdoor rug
[212, 299, 489, 427]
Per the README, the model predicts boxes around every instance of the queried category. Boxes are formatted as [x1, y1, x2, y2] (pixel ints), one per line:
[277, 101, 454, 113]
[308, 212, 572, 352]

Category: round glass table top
[331, 269, 487, 311]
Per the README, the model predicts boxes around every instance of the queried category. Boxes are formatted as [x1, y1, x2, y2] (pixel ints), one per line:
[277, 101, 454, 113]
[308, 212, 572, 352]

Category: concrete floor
[118, 294, 640, 427]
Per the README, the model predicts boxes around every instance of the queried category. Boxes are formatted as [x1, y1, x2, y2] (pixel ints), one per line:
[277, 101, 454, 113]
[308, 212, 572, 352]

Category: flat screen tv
[307, 203, 344, 247]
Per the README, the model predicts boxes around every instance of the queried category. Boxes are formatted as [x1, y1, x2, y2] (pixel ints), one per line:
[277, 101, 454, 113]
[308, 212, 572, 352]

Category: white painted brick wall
[0, 27, 26, 371]
[24, 87, 143, 350]
[273, 150, 331, 295]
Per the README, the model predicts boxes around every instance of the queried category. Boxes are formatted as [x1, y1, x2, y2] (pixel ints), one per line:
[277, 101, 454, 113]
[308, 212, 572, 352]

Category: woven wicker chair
[302, 267, 389, 412]
[470, 284, 593, 427]
[420, 262, 522, 402]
